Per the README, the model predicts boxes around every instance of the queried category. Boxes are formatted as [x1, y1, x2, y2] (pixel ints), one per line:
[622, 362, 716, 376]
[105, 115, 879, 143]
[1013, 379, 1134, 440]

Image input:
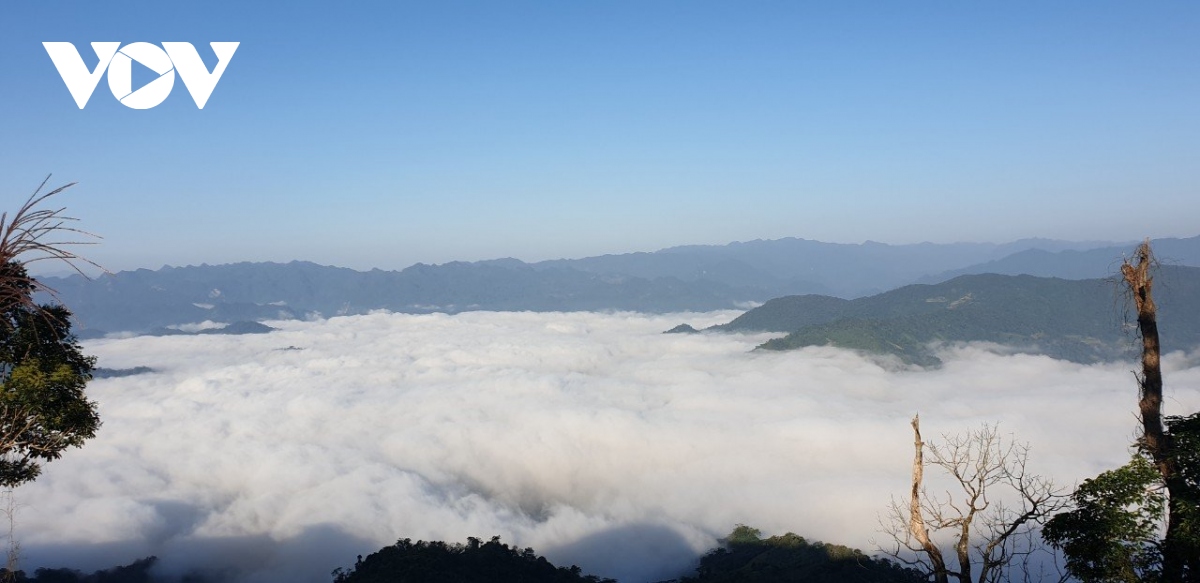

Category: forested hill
[712, 265, 1200, 366]
[331, 528, 920, 583]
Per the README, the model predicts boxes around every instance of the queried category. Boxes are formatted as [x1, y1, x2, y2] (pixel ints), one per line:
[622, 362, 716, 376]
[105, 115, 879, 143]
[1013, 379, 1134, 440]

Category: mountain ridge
[708, 266, 1200, 366]
[40, 235, 1198, 336]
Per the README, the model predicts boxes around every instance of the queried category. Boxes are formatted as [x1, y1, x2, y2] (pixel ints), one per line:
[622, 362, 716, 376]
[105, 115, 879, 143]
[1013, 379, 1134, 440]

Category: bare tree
[904, 414, 951, 583]
[1, 488, 18, 582]
[879, 415, 1067, 583]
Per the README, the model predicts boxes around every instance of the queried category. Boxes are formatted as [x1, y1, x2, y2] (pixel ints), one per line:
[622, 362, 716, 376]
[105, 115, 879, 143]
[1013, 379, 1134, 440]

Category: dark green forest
[0, 528, 921, 583]
[329, 536, 616, 583]
[325, 526, 924, 583]
[1, 558, 162, 583]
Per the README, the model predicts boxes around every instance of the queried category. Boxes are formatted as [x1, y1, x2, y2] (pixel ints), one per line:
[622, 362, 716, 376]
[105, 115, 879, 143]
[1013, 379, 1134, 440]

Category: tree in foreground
[878, 416, 1067, 583]
[0, 178, 100, 487]
[1041, 241, 1200, 582]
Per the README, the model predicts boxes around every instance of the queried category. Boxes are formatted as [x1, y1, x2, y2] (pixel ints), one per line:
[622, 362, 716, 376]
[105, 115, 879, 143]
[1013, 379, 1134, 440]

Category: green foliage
[0, 262, 99, 487]
[1043, 413, 1200, 582]
[677, 526, 923, 583]
[1042, 456, 1164, 583]
[331, 536, 616, 583]
[725, 525, 764, 546]
[1161, 413, 1200, 579]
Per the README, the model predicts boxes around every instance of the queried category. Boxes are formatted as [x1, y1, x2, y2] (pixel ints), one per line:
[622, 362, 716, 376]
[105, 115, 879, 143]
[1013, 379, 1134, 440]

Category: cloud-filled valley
[17, 310, 1200, 582]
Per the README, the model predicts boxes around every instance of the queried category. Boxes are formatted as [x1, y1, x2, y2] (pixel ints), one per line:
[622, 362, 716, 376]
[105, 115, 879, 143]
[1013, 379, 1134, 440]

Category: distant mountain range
[917, 236, 1200, 283]
[46, 260, 766, 335]
[37, 235, 1200, 336]
[696, 265, 1200, 366]
[535, 236, 1137, 298]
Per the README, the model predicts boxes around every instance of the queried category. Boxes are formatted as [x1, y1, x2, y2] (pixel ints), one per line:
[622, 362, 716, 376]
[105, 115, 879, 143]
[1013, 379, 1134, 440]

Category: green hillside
[677, 526, 922, 583]
[744, 266, 1200, 365]
[713, 295, 851, 333]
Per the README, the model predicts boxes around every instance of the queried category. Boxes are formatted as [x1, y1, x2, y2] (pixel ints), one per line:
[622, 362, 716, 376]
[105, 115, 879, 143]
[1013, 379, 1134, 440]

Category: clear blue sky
[2, 1, 1197, 272]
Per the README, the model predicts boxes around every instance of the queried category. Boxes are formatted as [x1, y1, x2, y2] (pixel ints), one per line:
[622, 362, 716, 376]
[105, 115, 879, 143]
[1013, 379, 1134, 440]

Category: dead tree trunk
[1122, 240, 1169, 477]
[910, 414, 951, 583]
[1121, 240, 1185, 582]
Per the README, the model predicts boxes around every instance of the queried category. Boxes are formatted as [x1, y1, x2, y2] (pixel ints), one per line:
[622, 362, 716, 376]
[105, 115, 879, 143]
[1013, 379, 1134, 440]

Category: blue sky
[1, 1, 1198, 272]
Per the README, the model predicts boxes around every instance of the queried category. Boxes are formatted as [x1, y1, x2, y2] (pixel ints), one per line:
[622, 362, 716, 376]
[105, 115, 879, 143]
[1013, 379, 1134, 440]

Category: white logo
[43, 42, 239, 109]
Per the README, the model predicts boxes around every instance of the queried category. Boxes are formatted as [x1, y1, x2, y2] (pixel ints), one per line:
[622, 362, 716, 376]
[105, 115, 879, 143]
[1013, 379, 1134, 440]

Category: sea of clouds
[13, 310, 1200, 582]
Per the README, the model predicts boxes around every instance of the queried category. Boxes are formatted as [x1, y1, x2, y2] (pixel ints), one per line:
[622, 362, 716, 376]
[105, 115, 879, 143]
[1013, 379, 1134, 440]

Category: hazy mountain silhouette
[536, 236, 1123, 298]
[917, 235, 1200, 283]
[40, 236, 1176, 336]
[44, 260, 770, 335]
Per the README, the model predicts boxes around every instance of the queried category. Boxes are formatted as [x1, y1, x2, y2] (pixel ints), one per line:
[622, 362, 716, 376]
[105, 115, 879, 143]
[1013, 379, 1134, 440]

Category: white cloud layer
[14, 310, 1200, 582]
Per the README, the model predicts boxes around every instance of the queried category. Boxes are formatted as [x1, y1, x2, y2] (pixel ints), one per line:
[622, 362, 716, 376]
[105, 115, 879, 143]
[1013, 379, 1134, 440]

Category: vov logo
[43, 42, 239, 109]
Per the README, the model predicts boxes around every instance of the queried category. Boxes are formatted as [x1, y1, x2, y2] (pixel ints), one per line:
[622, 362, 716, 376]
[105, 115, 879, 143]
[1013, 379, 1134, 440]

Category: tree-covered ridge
[730, 266, 1200, 365]
[327, 528, 922, 583]
[331, 536, 617, 583]
[675, 526, 924, 583]
[1, 557, 161, 583]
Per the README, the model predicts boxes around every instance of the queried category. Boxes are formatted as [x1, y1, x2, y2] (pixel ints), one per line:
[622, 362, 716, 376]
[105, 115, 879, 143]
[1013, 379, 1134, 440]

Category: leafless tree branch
[878, 418, 1068, 583]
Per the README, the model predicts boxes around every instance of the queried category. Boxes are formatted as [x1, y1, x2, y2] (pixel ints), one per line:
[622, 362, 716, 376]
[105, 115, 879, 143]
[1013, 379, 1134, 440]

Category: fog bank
[14, 311, 1200, 582]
